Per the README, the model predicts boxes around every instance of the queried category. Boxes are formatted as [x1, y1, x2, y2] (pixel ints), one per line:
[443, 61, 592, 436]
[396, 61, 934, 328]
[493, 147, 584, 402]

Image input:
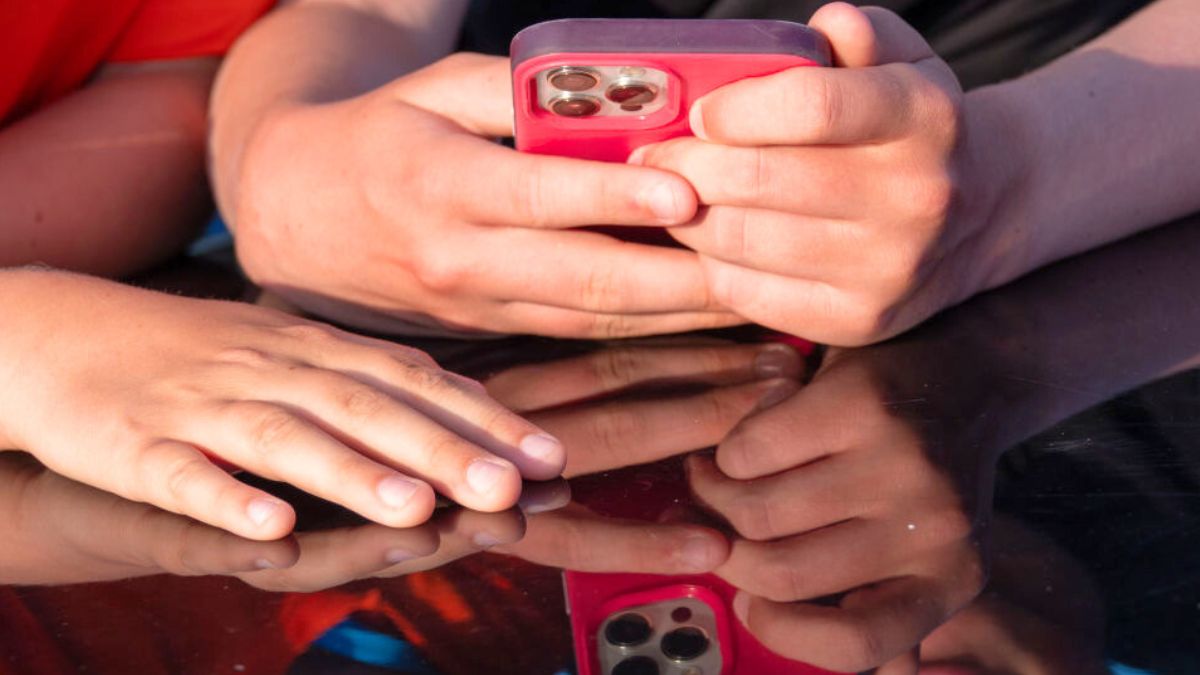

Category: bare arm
[0, 59, 216, 277]
[208, 0, 470, 225]
[969, 0, 1200, 285]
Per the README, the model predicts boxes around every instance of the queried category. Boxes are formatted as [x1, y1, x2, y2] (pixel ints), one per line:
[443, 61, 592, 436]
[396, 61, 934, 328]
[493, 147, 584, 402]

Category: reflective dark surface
[2, 217, 1199, 675]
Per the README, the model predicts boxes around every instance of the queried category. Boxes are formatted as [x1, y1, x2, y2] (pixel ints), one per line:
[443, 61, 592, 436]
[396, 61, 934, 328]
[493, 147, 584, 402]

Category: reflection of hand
[486, 340, 805, 574]
[231, 53, 739, 338]
[634, 4, 998, 346]
[689, 349, 995, 673]
[0, 453, 298, 585]
[0, 270, 562, 540]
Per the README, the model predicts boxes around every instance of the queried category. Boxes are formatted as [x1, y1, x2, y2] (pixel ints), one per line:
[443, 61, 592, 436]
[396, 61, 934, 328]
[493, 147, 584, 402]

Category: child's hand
[633, 3, 1001, 346]
[0, 270, 565, 540]
[228, 53, 739, 338]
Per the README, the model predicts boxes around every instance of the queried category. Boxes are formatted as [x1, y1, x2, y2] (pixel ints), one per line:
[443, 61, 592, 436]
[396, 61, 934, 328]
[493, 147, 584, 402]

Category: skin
[0, 269, 566, 541]
[209, 0, 738, 338]
[634, 0, 1200, 345]
[0, 59, 218, 277]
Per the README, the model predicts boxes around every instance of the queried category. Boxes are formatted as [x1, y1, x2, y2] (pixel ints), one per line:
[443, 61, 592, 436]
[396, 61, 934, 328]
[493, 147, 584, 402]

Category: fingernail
[679, 535, 719, 572]
[732, 591, 750, 624]
[377, 475, 422, 509]
[246, 498, 285, 528]
[385, 548, 420, 565]
[254, 558, 277, 570]
[466, 459, 513, 495]
[473, 532, 504, 549]
[627, 146, 649, 165]
[520, 433, 564, 463]
[639, 182, 685, 223]
[690, 102, 708, 140]
[754, 344, 801, 379]
[755, 378, 799, 412]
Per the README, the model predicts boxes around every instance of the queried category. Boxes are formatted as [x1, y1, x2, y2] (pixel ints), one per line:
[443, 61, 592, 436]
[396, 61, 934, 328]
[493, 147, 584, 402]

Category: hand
[484, 338, 805, 574]
[0, 270, 565, 541]
[633, 3, 1005, 346]
[231, 53, 740, 338]
[0, 453, 300, 584]
[687, 348, 996, 673]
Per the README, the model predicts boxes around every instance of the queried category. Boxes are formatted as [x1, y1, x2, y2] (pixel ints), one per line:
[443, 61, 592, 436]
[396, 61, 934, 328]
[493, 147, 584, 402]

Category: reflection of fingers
[734, 576, 949, 673]
[242, 524, 440, 592]
[717, 520, 914, 602]
[498, 506, 728, 574]
[131, 440, 297, 541]
[486, 343, 801, 411]
[518, 479, 572, 515]
[687, 452, 869, 541]
[499, 303, 744, 340]
[376, 508, 527, 577]
[139, 511, 301, 575]
[871, 646, 920, 675]
[535, 379, 793, 478]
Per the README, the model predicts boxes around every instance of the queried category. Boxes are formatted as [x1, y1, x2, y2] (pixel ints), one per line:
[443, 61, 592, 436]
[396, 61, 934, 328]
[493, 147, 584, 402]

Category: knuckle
[411, 251, 468, 293]
[807, 73, 840, 140]
[588, 312, 639, 339]
[391, 345, 439, 368]
[388, 358, 454, 394]
[726, 493, 781, 541]
[515, 161, 553, 227]
[902, 172, 957, 224]
[242, 406, 304, 456]
[423, 433, 471, 472]
[590, 348, 644, 390]
[336, 384, 391, 421]
[212, 347, 277, 369]
[279, 322, 342, 344]
[157, 452, 210, 508]
[713, 207, 751, 261]
[586, 409, 643, 462]
[578, 264, 623, 312]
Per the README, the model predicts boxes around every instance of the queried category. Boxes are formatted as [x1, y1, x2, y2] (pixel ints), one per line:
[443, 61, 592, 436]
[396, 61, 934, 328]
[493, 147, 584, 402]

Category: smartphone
[511, 18, 830, 163]
[564, 458, 840, 675]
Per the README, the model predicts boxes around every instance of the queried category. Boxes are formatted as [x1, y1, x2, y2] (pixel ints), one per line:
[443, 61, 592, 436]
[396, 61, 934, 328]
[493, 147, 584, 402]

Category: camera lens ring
[604, 612, 653, 647]
[549, 94, 602, 118]
[612, 656, 660, 675]
[548, 66, 601, 92]
[660, 626, 710, 662]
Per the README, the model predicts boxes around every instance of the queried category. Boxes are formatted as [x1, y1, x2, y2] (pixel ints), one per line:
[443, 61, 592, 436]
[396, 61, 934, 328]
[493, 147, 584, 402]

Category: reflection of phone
[565, 459, 839, 675]
[511, 19, 830, 162]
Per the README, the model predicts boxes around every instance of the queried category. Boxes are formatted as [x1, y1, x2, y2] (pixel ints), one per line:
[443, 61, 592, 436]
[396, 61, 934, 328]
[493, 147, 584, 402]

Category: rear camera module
[606, 79, 658, 111]
[612, 656, 660, 675]
[605, 612, 653, 647]
[661, 627, 710, 661]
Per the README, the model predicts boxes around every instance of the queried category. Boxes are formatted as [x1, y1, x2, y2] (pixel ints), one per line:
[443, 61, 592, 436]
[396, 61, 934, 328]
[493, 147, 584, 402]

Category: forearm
[208, 0, 469, 225]
[967, 0, 1200, 285]
[0, 62, 216, 277]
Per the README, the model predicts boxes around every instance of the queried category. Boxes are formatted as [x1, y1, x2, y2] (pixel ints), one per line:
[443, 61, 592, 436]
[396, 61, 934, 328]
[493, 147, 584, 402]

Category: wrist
[958, 84, 1040, 293]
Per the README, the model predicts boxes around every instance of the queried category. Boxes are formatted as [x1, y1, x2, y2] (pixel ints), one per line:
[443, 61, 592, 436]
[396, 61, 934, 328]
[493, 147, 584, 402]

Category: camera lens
[549, 94, 601, 118]
[606, 80, 658, 111]
[548, 66, 600, 92]
[605, 613, 653, 647]
[612, 656, 659, 675]
[661, 627, 709, 661]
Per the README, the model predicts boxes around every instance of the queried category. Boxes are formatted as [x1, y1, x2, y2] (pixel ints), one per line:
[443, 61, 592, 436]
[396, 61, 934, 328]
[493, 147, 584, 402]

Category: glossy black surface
[2, 216, 1199, 675]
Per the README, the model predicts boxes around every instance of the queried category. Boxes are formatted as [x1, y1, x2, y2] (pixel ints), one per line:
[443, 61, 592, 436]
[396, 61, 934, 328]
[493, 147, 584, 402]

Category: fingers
[734, 576, 948, 673]
[415, 226, 725, 315]
[533, 378, 796, 479]
[242, 522, 440, 592]
[632, 141, 869, 217]
[485, 342, 802, 412]
[686, 4, 956, 147]
[134, 508, 302, 576]
[373, 508, 528, 578]
[436, 134, 698, 228]
[182, 399, 442, 527]
[669, 206, 876, 281]
[131, 440, 297, 541]
[498, 504, 728, 574]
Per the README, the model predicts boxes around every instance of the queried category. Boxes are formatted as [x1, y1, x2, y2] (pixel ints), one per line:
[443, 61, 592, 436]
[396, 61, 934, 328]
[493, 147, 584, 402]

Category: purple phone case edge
[510, 18, 831, 68]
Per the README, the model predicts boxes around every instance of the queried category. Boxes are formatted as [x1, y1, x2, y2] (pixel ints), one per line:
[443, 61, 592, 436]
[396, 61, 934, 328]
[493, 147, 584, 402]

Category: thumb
[387, 52, 515, 137]
[809, 2, 938, 66]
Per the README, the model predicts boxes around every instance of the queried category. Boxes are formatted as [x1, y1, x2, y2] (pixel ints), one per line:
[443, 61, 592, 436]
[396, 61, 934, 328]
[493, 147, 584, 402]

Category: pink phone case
[564, 459, 841, 675]
[512, 19, 830, 162]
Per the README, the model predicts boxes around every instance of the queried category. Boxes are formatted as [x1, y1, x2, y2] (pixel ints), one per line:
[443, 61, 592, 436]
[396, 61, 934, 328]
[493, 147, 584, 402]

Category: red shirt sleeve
[108, 0, 276, 63]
